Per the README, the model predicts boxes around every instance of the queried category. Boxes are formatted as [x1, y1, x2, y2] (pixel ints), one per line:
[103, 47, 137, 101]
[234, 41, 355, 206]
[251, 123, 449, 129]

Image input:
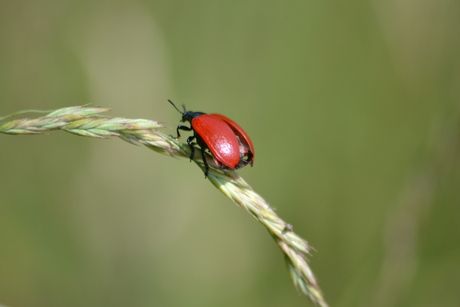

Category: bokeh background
[1, 1, 459, 306]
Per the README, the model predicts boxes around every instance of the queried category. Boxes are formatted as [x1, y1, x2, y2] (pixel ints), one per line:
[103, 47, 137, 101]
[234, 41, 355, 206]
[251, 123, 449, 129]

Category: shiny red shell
[191, 113, 254, 170]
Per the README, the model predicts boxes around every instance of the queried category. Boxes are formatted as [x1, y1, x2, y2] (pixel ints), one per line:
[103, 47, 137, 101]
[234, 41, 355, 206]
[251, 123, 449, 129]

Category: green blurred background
[1, 1, 459, 306]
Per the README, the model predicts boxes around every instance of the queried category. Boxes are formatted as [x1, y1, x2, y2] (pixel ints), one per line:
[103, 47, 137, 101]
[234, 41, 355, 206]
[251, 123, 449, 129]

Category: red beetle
[168, 100, 254, 177]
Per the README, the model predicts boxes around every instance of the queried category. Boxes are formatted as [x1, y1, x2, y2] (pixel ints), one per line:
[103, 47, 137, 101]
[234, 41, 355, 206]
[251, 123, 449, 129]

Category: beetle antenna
[168, 99, 184, 114]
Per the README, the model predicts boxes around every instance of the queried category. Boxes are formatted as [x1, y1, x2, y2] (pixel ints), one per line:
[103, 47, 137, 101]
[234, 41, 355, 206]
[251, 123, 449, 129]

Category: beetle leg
[199, 144, 210, 178]
[186, 135, 196, 161]
[194, 135, 210, 177]
[175, 125, 197, 162]
[186, 134, 209, 177]
[175, 125, 193, 139]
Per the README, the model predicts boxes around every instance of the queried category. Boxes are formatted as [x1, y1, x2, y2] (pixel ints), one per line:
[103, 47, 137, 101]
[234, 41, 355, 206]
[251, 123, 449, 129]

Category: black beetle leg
[175, 125, 196, 162]
[186, 135, 196, 161]
[199, 144, 210, 177]
[175, 125, 192, 139]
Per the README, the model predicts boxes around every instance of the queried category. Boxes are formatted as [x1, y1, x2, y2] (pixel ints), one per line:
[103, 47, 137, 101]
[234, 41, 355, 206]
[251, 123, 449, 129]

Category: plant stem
[0, 105, 328, 306]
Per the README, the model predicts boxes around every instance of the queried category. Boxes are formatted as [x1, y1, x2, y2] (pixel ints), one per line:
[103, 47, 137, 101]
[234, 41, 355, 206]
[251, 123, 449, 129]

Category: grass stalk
[0, 105, 328, 306]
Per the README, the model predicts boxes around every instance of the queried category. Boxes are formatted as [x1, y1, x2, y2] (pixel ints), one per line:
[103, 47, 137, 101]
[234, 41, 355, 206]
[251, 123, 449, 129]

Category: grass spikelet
[0, 105, 328, 306]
